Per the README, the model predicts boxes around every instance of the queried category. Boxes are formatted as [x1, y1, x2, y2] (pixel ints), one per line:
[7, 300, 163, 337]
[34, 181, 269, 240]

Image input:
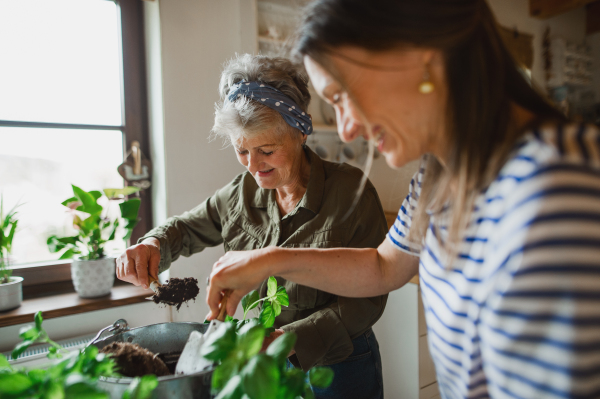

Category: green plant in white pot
[0, 196, 22, 311]
[48, 185, 141, 298]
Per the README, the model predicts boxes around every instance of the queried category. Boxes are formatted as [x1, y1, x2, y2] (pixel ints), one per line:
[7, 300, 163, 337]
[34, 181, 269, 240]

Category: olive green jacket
[141, 148, 388, 371]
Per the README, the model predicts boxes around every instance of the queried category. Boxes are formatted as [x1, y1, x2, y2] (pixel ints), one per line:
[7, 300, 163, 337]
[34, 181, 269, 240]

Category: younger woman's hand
[116, 237, 161, 289]
[206, 247, 275, 320]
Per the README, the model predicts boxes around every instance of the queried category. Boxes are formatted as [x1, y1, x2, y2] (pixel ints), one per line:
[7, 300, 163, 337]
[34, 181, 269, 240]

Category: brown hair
[292, 0, 565, 252]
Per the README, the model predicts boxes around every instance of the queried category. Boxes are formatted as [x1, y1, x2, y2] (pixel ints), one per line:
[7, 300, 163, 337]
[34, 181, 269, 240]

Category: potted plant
[0, 196, 22, 312]
[48, 185, 141, 298]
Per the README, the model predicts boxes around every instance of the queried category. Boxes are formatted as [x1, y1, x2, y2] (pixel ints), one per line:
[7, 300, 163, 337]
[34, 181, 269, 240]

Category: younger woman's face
[304, 47, 447, 168]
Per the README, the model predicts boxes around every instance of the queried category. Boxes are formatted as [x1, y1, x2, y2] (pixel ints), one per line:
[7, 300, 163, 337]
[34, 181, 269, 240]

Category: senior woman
[116, 54, 388, 398]
[207, 1, 600, 398]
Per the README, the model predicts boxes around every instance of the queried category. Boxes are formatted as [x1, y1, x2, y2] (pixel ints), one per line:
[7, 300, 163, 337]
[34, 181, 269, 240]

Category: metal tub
[90, 319, 214, 399]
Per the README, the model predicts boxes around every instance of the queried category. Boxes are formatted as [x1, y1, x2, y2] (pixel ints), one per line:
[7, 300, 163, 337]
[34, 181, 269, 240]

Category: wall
[488, 0, 587, 90]
[149, 0, 256, 323]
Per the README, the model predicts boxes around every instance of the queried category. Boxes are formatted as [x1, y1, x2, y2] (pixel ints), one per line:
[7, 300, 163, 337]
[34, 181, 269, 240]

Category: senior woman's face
[234, 128, 304, 190]
[304, 47, 447, 168]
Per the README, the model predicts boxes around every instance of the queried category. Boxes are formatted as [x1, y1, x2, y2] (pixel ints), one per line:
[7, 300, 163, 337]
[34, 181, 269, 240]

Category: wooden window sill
[0, 285, 151, 328]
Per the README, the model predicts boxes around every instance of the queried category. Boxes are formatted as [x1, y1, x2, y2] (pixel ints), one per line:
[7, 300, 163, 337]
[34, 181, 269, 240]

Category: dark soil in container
[152, 277, 200, 311]
[100, 342, 170, 377]
[156, 351, 182, 375]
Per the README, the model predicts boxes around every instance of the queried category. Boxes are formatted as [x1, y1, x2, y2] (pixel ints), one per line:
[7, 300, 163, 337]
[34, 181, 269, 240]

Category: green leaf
[0, 373, 33, 395]
[122, 375, 158, 399]
[72, 185, 103, 216]
[47, 235, 78, 253]
[237, 324, 265, 361]
[119, 198, 141, 221]
[43, 380, 65, 399]
[241, 290, 260, 314]
[215, 375, 244, 399]
[27, 368, 48, 384]
[103, 187, 140, 199]
[6, 221, 17, 250]
[89, 191, 102, 201]
[61, 196, 78, 207]
[78, 215, 100, 235]
[201, 322, 237, 361]
[278, 368, 305, 399]
[11, 339, 36, 359]
[265, 332, 296, 366]
[241, 353, 279, 399]
[275, 286, 289, 307]
[0, 354, 12, 371]
[18, 325, 40, 341]
[271, 300, 281, 317]
[64, 374, 108, 399]
[304, 385, 316, 399]
[267, 277, 277, 298]
[59, 248, 78, 260]
[263, 327, 276, 337]
[258, 301, 275, 329]
[211, 354, 240, 391]
[107, 219, 119, 241]
[35, 311, 43, 330]
[308, 367, 334, 389]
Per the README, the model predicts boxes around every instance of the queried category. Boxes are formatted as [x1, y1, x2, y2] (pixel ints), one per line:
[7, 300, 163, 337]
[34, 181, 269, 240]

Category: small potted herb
[0, 196, 22, 312]
[47, 185, 141, 298]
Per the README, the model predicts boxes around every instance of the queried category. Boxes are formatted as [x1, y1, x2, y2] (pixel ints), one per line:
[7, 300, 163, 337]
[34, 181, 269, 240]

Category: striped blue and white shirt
[388, 123, 600, 399]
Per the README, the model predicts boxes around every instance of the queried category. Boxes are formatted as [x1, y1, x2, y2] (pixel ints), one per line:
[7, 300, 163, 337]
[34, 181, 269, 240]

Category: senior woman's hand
[116, 237, 161, 290]
[206, 247, 275, 319]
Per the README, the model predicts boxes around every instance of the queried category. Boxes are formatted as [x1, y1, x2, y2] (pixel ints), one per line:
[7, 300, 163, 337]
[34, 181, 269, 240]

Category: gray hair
[212, 54, 311, 145]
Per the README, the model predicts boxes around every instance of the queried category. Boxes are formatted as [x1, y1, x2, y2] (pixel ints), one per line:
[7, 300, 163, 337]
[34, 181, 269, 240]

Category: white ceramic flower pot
[71, 258, 115, 298]
[0, 276, 23, 312]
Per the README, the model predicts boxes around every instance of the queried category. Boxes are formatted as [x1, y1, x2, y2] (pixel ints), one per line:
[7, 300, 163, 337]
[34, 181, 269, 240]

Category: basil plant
[47, 185, 141, 261]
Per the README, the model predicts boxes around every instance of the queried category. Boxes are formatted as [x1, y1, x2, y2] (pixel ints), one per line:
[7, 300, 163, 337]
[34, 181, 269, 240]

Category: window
[0, 0, 151, 292]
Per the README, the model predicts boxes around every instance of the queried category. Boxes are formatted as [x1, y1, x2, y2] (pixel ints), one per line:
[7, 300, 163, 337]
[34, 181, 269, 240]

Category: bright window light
[0, 0, 122, 125]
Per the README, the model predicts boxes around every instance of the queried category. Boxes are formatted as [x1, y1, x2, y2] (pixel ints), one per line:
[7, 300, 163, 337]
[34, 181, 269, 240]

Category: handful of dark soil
[152, 277, 200, 311]
[100, 342, 170, 377]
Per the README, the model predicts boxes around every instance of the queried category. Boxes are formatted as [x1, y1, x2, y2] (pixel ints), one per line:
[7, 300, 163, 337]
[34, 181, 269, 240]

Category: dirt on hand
[100, 342, 170, 377]
[152, 277, 200, 311]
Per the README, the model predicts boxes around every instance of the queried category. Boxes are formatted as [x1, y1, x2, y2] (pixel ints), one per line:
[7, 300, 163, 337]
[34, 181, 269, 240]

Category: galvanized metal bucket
[90, 319, 214, 399]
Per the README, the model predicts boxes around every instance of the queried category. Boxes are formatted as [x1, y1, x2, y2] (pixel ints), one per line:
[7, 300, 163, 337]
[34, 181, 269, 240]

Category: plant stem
[243, 297, 268, 320]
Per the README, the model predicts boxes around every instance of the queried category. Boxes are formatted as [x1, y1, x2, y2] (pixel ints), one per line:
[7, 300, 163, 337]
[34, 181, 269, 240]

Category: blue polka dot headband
[227, 80, 313, 135]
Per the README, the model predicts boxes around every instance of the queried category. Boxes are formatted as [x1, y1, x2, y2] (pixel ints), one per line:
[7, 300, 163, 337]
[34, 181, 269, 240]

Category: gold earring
[418, 64, 435, 94]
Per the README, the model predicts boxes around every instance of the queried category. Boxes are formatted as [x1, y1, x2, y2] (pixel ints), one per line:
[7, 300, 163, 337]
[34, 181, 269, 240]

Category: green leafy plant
[203, 277, 332, 399]
[47, 185, 141, 260]
[11, 311, 66, 360]
[209, 276, 289, 337]
[202, 322, 333, 399]
[0, 195, 20, 284]
[0, 311, 158, 399]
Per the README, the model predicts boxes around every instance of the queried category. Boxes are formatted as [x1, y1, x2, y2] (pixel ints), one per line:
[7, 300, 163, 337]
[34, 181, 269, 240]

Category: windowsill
[0, 285, 151, 328]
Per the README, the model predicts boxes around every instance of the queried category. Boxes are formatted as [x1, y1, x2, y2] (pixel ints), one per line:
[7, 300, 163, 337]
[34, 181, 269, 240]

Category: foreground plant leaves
[209, 278, 331, 399]
[3, 311, 156, 399]
[241, 353, 280, 399]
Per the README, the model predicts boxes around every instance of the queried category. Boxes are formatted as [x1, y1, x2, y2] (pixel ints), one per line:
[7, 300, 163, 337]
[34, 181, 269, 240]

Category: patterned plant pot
[71, 258, 115, 298]
[0, 276, 23, 312]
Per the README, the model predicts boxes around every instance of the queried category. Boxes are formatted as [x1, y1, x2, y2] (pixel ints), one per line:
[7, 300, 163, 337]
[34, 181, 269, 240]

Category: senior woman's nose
[246, 153, 261, 174]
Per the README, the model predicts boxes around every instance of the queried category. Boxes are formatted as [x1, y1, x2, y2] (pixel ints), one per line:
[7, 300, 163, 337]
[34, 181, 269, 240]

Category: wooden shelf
[0, 285, 150, 327]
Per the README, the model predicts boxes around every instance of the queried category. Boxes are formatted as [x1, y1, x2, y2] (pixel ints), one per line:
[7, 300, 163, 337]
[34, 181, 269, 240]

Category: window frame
[1, 0, 152, 298]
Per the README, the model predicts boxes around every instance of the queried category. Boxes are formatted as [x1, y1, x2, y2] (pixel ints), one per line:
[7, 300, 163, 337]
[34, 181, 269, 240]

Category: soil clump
[100, 342, 170, 377]
[152, 277, 200, 310]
